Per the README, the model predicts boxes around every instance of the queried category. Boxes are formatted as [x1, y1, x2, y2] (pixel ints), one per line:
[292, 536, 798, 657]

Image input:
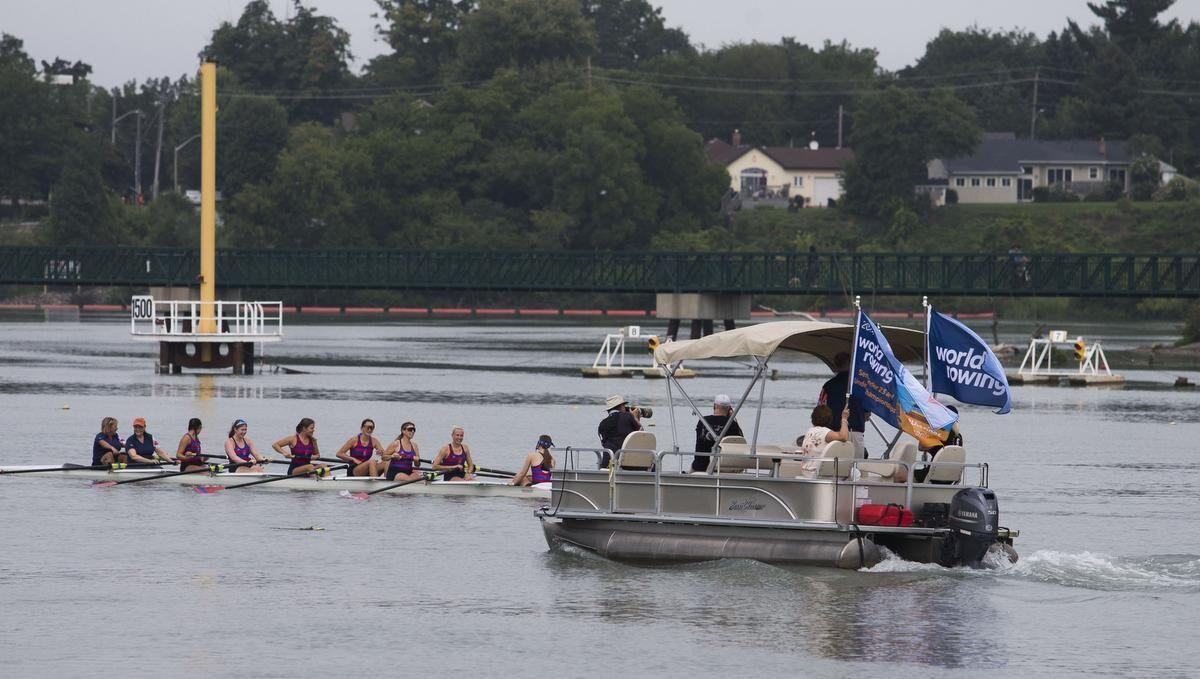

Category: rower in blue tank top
[433, 426, 475, 481]
[382, 421, 423, 482]
[511, 435, 555, 487]
[92, 416, 126, 466]
[224, 419, 266, 473]
[336, 419, 383, 477]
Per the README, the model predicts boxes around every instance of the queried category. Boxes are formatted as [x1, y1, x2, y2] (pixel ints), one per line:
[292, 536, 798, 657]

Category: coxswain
[225, 419, 266, 473]
[432, 426, 475, 482]
[272, 417, 328, 477]
[92, 417, 126, 466]
[124, 417, 173, 465]
[335, 419, 383, 477]
[175, 418, 207, 472]
[510, 435, 554, 486]
[381, 421, 422, 482]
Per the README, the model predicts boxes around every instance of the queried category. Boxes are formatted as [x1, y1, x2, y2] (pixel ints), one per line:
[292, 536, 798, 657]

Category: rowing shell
[0, 465, 550, 499]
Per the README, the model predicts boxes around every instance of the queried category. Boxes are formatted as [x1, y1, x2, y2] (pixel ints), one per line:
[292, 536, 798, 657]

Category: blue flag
[851, 310, 958, 447]
[927, 309, 1012, 414]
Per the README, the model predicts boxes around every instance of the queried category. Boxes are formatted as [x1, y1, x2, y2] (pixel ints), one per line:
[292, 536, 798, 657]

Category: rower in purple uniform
[510, 434, 555, 487]
[175, 418, 207, 472]
[272, 417, 328, 477]
[335, 419, 383, 477]
[432, 426, 475, 482]
[382, 421, 422, 482]
[224, 419, 267, 473]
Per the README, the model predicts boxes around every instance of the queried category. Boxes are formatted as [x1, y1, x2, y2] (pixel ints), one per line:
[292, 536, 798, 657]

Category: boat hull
[540, 515, 881, 569]
[0, 466, 549, 499]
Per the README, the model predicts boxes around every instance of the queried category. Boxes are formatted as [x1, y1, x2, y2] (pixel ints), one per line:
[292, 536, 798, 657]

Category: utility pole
[1029, 67, 1040, 140]
[134, 111, 143, 199]
[152, 97, 165, 199]
[837, 104, 844, 149]
[111, 95, 117, 146]
[586, 56, 592, 90]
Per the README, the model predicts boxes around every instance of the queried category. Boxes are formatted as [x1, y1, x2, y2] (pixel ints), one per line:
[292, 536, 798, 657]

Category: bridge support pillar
[657, 293, 750, 340]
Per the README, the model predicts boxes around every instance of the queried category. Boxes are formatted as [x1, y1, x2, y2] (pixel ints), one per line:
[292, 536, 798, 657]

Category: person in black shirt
[691, 394, 743, 473]
[597, 394, 642, 469]
[819, 352, 867, 458]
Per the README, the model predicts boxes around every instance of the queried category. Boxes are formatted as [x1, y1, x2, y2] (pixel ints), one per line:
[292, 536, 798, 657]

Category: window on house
[793, 176, 804, 187]
[1109, 168, 1126, 184]
[1047, 168, 1073, 185]
[1002, 178, 1012, 187]
[1089, 167, 1099, 180]
[955, 177, 965, 187]
[970, 178, 981, 187]
[1022, 166, 1033, 175]
[986, 178, 996, 187]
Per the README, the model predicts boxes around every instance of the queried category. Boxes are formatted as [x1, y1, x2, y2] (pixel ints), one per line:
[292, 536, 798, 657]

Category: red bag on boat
[857, 503, 914, 527]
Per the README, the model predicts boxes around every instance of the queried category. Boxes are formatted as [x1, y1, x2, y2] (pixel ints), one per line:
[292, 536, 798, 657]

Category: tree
[1086, 0, 1178, 52]
[1129, 155, 1161, 201]
[45, 144, 124, 245]
[369, 0, 477, 86]
[841, 87, 979, 218]
[452, 0, 595, 81]
[202, 1, 353, 122]
[580, 0, 691, 69]
[0, 34, 53, 203]
[218, 96, 289, 197]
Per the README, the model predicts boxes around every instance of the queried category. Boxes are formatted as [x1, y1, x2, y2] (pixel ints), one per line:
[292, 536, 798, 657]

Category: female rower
[432, 426, 475, 482]
[224, 419, 267, 473]
[272, 417, 327, 477]
[175, 418, 207, 472]
[381, 421, 422, 482]
[92, 417, 126, 466]
[510, 435, 555, 486]
[124, 416, 173, 465]
[335, 419, 383, 477]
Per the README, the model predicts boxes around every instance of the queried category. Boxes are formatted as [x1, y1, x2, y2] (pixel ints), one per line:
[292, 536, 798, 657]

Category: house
[927, 132, 1165, 204]
[705, 131, 855, 208]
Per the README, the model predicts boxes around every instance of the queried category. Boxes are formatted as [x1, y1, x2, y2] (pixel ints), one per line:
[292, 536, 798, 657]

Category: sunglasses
[403, 427, 415, 432]
[364, 426, 375, 431]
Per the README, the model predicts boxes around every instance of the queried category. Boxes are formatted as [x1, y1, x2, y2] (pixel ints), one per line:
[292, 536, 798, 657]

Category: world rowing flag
[927, 308, 1012, 414]
[850, 309, 958, 448]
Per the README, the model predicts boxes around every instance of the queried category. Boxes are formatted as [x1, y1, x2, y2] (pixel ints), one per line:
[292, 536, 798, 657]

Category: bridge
[2, 246, 1198, 298]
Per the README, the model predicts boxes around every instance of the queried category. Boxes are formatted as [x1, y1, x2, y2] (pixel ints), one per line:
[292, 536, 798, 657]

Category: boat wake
[864, 548, 1200, 593]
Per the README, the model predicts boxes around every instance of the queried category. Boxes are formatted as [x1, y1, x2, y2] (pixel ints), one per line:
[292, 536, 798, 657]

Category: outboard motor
[945, 487, 999, 567]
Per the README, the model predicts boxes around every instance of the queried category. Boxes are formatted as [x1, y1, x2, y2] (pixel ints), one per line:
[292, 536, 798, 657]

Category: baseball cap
[714, 394, 732, 407]
[132, 417, 147, 427]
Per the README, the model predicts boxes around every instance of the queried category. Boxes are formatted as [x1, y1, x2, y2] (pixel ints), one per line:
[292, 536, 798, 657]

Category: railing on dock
[129, 295, 283, 340]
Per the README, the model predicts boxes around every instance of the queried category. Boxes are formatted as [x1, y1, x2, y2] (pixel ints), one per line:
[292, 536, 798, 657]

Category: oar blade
[91, 480, 117, 488]
[339, 490, 369, 501]
[193, 485, 225, 494]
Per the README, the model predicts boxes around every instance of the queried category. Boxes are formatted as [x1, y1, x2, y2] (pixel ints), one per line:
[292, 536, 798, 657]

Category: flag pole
[847, 295, 861, 405]
[922, 295, 931, 392]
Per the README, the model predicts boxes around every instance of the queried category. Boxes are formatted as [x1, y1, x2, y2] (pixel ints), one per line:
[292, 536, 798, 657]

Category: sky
[3, 0, 1199, 87]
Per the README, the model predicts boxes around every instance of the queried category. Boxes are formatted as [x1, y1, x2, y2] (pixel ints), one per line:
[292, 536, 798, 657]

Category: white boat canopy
[652, 320, 924, 369]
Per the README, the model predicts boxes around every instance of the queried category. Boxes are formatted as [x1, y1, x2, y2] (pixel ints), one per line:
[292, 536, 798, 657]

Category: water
[1, 318, 1199, 677]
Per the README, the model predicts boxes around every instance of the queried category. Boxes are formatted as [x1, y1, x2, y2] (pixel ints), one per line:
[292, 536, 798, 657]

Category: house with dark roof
[927, 132, 1153, 204]
[705, 131, 855, 208]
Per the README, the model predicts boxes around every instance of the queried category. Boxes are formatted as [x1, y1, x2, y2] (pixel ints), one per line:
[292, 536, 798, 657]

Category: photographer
[597, 394, 643, 469]
[691, 394, 743, 473]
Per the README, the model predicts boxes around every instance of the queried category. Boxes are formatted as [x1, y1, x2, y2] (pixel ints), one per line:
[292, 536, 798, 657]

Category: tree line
[1, 0, 1199, 250]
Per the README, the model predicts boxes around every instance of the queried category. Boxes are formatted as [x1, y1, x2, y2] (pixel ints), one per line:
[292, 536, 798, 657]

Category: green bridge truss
[2, 247, 1198, 298]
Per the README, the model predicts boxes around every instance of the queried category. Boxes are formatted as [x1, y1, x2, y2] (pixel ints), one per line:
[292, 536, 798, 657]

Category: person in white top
[796, 405, 849, 477]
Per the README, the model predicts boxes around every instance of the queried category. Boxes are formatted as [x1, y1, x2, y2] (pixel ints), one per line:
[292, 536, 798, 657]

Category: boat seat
[719, 435, 747, 446]
[617, 431, 657, 471]
[859, 441, 919, 482]
[710, 441, 754, 473]
[777, 441, 856, 479]
[925, 445, 966, 484]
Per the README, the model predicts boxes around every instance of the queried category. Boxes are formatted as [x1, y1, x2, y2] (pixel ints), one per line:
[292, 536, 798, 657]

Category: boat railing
[549, 445, 988, 525]
[130, 295, 284, 339]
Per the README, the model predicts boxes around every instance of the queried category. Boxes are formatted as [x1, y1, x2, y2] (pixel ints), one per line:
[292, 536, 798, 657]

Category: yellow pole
[199, 62, 217, 335]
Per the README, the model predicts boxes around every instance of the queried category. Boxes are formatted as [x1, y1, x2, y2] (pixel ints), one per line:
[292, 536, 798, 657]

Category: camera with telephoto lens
[630, 405, 653, 419]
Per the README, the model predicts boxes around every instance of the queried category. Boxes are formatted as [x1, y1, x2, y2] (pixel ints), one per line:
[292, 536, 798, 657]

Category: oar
[417, 466, 511, 479]
[201, 453, 346, 466]
[93, 461, 251, 488]
[195, 463, 349, 494]
[468, 464, 516, 477]
[1, 462, 168, 476]
[340, 471, 438, 501]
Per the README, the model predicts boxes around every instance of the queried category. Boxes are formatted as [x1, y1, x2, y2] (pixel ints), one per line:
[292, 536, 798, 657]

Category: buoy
[61, 405, 70, 410]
